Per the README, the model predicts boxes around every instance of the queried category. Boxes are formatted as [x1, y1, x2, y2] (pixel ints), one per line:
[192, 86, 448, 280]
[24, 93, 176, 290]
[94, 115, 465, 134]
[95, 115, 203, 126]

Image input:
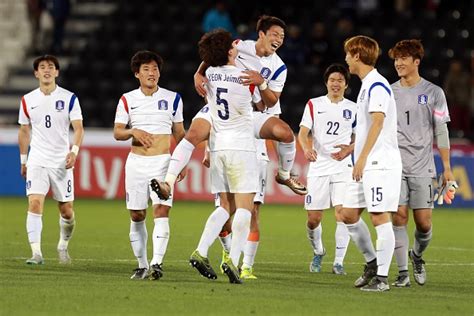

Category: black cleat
[189, 250, 217, 280]
[221, 260, 242, 284]
[149, 264, 164, 280]
[150, 179, 171, 200]
[354, 261, 377, 287]
[130, 267, 148, 280]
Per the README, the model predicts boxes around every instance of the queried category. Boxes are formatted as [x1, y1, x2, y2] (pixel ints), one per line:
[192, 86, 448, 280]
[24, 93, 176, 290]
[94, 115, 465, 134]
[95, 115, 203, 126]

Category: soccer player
[298, 64, 356, 275]
[114, 50, 185, 280]
[186, 29, 263, 284]
[153, 15, 306, 200]
[341, 35, 402, 292]
[18, 55, 84, 265]
[388, 39, 456, 287]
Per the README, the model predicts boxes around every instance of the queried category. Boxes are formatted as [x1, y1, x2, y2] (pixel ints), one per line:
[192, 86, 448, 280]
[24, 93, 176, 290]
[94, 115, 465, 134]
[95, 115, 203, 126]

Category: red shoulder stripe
[308, 100, 314, 122]
[120, 95, 129, 113]
[21, 97, 30, 119]
[249, 84, 256, 95]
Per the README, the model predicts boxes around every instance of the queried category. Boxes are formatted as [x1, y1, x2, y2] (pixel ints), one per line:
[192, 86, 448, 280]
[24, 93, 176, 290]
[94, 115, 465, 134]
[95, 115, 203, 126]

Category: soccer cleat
[360, 277, 390, 292]
[309, 249, 326, 273]
[150, 179, 171, 200]
[240, 266, 257, 280]
[220, 250, 230, 274]
[275, 174, 307, 195]
[221, 259, 242, 284]
[189, 250, 217, 280]
[148, 264, 163, 280]
[392, 274, 411, 287]
[409, 249, 426, 285]
[26, 255, 44, 265]
[130, 267, 148, 280]
[332, 263, 347, 275]
[58, 248, 71, 264]
[354, 261, 377, 287]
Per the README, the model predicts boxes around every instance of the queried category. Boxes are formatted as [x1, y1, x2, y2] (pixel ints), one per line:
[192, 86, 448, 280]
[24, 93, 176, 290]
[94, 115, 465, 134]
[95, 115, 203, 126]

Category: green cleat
[221, 259, 242, 284]
[220, 250, 230, 274]
[240, 266, 257, 280]
[189, 250, 217, 280]
[26, 255, 44, 265]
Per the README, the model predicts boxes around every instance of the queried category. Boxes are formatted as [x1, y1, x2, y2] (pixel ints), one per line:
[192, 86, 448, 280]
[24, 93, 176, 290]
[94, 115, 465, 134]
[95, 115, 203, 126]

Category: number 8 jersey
[18, 86, 83, 168]
[206, 65, 261, 152]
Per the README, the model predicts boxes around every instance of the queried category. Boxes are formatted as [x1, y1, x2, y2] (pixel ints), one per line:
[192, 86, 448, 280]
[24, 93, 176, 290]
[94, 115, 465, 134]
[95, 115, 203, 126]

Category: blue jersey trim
[68, 94, 77, 113]
[352, 115, 357, 128]
[172, 93, 181, 116]
[368, 82, 391, 98]
[270, 64, 287, 81]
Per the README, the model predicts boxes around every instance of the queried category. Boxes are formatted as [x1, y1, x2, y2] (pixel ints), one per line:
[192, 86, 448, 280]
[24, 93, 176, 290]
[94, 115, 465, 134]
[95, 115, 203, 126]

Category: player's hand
[132, 129, 154, 148]
[202, 150, 210, 168]
[331, 144, 352, 161]
[240, 70, 264, 86]
[65, 152, 76, 169]
[303, 148, 317, 162]
[353, 157, 366, 182]
[434, 173, 459, 205]
[194, 72, 208, 97]
[177, 168, 187, 182]
[20, 164, 27, 178]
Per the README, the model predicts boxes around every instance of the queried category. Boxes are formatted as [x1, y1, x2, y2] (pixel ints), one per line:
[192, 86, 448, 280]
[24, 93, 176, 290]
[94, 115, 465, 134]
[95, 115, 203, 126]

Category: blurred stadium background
[0, 0, 473, 207]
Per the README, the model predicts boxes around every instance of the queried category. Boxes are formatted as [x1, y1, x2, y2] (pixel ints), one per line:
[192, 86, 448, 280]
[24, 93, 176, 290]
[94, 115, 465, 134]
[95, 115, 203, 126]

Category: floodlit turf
[1, 197, 473, 315]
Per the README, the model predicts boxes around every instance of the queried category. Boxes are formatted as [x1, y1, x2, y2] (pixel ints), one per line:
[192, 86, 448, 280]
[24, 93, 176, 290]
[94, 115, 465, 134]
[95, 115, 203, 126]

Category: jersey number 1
[216, 87, 229, 120]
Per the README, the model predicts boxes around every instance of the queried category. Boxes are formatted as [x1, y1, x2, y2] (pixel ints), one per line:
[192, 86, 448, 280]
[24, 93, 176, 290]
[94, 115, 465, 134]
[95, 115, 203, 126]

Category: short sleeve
[114, 95, 130, 125]
[172, 93, 184, 123]
[69, 96, 83, 121]
[18, 97, 30, 125]
[251, 86, 262, 104]
[299, 100, 313, 130]
[268, 64, 287, 93]
[433, 87, 450, 125]
[368, 83, 391, 114]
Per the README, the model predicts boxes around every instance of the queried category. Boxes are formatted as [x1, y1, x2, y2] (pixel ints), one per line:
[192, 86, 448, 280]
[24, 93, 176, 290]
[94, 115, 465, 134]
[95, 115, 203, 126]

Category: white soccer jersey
[236, 39, 287, 115]
[206, 65, 261, 152]
[115, 87, 183, 134]
[300, 96, 357, 176]
[18, 86, 83, 168]
[355, 69, 402, 170]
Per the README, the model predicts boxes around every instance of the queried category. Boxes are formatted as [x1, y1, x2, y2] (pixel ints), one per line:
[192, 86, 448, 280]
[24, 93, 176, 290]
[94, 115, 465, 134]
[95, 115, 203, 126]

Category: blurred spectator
[45, 0, 71, 54]
[278, 24, 307, 65]
[202, 1, 237, 37]
[308, 22, 331, 68]
[27, 0, 45, 55]
[443, 59, 471, 137]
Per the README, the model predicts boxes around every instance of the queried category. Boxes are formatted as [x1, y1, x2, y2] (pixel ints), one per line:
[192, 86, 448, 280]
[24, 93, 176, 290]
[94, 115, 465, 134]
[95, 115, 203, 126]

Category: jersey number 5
[216, 87, 229, 120]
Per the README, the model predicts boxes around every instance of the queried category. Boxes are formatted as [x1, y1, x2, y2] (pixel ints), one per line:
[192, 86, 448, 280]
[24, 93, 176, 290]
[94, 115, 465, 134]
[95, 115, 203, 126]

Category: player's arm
[65, 119, 84, 169]
[353, 112, 384, 181]
[435, 122, 454, 181]
[298, 126, 316, 162]
[194, 62, 209, 97]
[113, 123, 153, 148]
[18, 124, 31, 178]
[240, 70, 278, 108]
[202, 140, 210, 168]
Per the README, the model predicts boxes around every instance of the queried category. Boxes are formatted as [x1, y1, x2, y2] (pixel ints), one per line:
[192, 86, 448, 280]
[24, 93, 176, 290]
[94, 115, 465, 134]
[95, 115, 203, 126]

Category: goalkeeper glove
[433, 174, 459, 205]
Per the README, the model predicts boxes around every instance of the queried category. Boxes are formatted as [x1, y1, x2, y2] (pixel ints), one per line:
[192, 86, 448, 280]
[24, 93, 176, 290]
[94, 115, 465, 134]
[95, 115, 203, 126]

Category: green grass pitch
[1, 197, 473, 315]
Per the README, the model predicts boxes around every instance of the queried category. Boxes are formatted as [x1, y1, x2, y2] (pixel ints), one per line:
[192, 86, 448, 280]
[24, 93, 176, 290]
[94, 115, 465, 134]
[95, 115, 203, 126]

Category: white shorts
[125, 152, 173, 210]
[193, 105, 211, 123]
[253, 112, 273, 139]
[305, 171, 352, 210]
[26, 165, 74, 202]
[343, 168, 402, 213]
[210, 150, 258, 194]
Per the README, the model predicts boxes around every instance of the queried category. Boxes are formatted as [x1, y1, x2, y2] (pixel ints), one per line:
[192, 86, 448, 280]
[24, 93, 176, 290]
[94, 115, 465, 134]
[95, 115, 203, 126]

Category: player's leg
[51, 167, 75, 264]
[341, 181, 377, 287]
[241, 202, 260, 279]
[25, 166, 50, 265]
[256, 114, 306, 195]
[391, 176, 410, 287]
[331, 174, 351, 275]
[148, 204, 171, 280]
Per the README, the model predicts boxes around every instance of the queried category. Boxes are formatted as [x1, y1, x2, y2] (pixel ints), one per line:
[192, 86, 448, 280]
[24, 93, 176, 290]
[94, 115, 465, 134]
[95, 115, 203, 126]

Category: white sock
[58, 215, 75, 250]
[334, 221, 350, 266]
[346, 218, 376, 263]
[151, 217, 170, 266]
[393, 225, 409, 272]
[196, 207, 230, 257]
[219, 232, 232, 253]
[307, 224, 324, 255]
[129, 220, 148, 269]
[375, 222, 395, 277]
[277, 141, 296, 180]
[229, 208, 251, 266]
[26, 211, 43, 257]
[165, 139, 195, 186]
[242, 240, 259, 268]
[414, 228, 432, 257]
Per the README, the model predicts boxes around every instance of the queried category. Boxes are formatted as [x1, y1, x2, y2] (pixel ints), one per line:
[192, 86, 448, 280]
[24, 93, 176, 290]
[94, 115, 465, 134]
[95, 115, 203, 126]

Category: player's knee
[185, 126, 208, 146]
[276, 125, 294, 143]
[415, 221, 432, 233]
[58, 202, 74, 219]
[130, 210, 146, 222]
[28, 199, 42, 212]
[392, 212, 408, 226]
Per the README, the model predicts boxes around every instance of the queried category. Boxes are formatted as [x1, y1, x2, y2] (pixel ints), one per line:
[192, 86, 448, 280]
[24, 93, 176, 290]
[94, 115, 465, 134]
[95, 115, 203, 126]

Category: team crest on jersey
[200, 106, 209, 113]
[260, 67, 271, 79]
[359, 90, 366, 102]
[158, 100, 168, 110]
[418, 94, 428, 105]
[343, 109, 352, 120]
[26, 180, 31, 190]
[55, 100, 65, 111]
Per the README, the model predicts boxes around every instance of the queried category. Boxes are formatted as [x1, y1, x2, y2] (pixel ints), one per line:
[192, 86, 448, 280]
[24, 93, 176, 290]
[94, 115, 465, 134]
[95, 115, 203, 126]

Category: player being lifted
[114, 50, 185, 280]
[18, 55, 84, 265]
[152, 15, 306, 201]
[388, 39, 457, 287]
[183, 29, 264, 284]
[341, 36, 402, 292]
[298, 64, 355, 275]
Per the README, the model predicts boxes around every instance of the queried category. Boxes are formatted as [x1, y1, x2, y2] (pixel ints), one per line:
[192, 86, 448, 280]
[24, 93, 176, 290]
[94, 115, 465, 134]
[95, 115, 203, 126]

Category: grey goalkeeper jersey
[392, 78, 450, 177]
